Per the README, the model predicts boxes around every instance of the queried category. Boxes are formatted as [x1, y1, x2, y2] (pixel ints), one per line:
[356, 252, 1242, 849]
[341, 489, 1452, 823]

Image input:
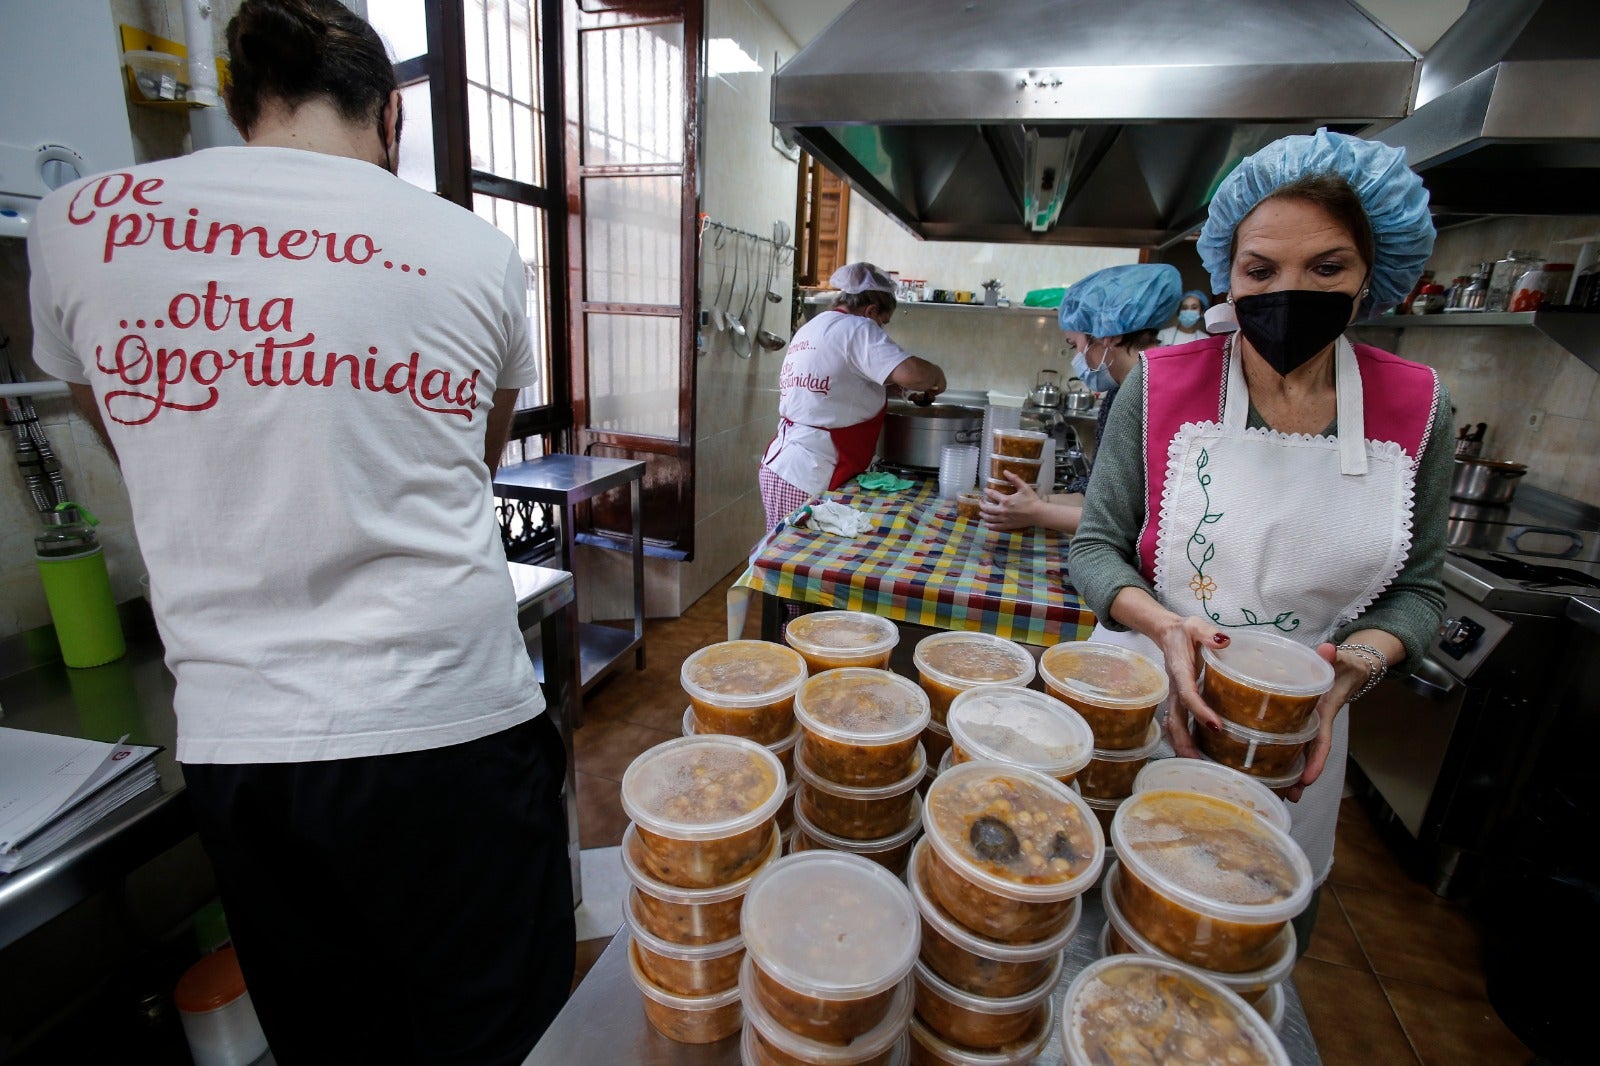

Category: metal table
[496, 455, 647, 725]
[525, 879, 1321, 1065]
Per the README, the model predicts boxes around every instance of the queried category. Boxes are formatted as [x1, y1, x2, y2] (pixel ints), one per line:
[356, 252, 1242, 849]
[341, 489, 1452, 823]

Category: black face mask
[1233, 290, 1354, 376]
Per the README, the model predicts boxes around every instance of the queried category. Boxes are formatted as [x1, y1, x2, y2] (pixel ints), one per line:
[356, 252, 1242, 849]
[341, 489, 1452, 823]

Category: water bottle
[35, 502, 126, 668]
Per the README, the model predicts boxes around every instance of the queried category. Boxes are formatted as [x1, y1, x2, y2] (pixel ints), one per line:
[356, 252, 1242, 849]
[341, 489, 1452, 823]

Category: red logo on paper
[112, 750, 130, 760]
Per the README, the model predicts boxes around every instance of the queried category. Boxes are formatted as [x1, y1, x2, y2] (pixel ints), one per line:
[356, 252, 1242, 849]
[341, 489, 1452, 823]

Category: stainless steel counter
[525, 880, 1322, 1065]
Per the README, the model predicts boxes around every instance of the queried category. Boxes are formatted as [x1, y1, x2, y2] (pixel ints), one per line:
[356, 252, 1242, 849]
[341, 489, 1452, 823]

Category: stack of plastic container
[938, 445, 980, 499]
[619, 735, 788, 1044]
[680, 640, 807, 829]
[986, 427, 1047, 500]
[740, 851, 920, 1065]
[789, 668, 930, 876]
[907, 761, 1102, 1060]
[1191, 631, 1335, 796]
[979, 409, 1025, 495]
[911, 632, 1036, 775]
[1037, 641, 1169, 837]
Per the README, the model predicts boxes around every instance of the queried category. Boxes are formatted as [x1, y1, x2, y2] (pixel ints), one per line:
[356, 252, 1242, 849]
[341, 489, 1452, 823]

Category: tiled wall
[1350, 214, 1600, 507]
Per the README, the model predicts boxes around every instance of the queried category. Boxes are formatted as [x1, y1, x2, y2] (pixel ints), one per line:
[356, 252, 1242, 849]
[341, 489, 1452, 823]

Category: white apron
[1090, 336, 1418, 882]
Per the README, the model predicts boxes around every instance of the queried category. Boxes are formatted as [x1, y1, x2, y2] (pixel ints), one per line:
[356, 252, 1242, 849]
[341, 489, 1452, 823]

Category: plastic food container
[683, 706, 801, 779]
[1133, 757, 1291, 834]
[1083, 794, 1121, 838]
[791, 791, 924, 876]
[991, 429, 1047, 460]
[922, 720, 954, 771]
[628, 935, 744, 1044]
[1258, 982, 1285, 1032]
[741, 852, 921, 1043]
[984, 476, 1019, 497]
[794, 669, 931, 787]
[681, 640, 807, 745]
[922, 761, 1103, 943]
[621, 822, 781, 945]
[796, 738, 926, 840]
[1039, 641, 1168, 750]
[1060, 955, 1289, 1066]
[1111, 790, 1312, 972]
[947, 685, 1093, 785]
[956, 492, 984, 522]
[1075, 719, 1162, 800]
[740, 956, 912, 1066]
[1100, 860, 1296, 1005]
[1243, 753, 1307, 798]
[625, 908, 744, 997]
[912, 950, 1060, 1050]
[1201, 631, 1333, 733]
[785, 611, 901, 673]
[777, 776, 801, 833]
[988, 455, 1041, 483]
[173, 947, 269, 1066]
[621, 735, 786, 889]
[1196, 710, 1320, 778]
[908, 837, 1075, 998]
[913, 633, 1036, 728]
[906, 999, 1054, 1066]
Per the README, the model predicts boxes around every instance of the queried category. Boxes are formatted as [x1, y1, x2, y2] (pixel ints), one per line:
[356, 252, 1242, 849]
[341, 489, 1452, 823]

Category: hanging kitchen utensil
[722, 233, 747, 343]
[730, 233, 759, 358]
[707, 226, 731, 331]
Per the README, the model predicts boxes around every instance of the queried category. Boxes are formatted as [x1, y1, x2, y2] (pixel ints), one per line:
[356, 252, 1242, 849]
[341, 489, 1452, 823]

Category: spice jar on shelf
[1411, 282, 1447, 314]
[1485, 250, 1540, 312]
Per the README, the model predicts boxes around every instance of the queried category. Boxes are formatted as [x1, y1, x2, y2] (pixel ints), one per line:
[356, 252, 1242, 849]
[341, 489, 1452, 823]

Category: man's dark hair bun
[234, 0, 326, 78]
[224, 0, 395, 136]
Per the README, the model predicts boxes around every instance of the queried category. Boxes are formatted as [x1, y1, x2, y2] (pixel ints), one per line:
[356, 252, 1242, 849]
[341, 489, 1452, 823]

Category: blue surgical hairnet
[1057, 264, 1183, 338]
[1197, 129, 1435, 315]
[1180, 289, 1210, 306]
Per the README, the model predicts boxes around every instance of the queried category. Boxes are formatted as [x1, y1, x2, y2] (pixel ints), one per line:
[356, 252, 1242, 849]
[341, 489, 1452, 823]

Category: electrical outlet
[1527, 409, 1545, 430]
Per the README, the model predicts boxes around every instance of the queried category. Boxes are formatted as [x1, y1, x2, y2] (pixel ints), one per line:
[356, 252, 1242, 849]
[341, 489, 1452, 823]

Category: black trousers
[182, 713, 575, 1065]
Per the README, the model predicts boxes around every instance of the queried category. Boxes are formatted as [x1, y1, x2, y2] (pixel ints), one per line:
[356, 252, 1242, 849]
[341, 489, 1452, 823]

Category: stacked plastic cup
[937, 445, 980, 498]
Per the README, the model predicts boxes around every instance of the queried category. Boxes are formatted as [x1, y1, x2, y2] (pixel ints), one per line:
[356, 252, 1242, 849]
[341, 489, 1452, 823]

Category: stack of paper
[0, 728, 161, 874]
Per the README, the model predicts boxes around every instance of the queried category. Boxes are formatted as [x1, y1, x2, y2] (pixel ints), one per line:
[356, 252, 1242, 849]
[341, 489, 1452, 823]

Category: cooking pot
[1450, 456, 1527, 506]
[880, 400, 984, 469]
[1446, 500, 1510, 549]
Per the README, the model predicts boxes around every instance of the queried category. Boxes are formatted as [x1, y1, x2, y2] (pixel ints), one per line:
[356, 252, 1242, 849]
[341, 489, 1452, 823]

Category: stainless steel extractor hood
[771, 0, 1419, 248]
[1363, 0, 1600, 220]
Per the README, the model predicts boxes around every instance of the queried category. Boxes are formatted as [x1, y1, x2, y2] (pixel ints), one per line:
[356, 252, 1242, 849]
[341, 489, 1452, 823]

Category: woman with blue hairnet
[1156, 289, 1213, 347]
[980, 263, 1180, 535]
[1069, 130, 1452, 935]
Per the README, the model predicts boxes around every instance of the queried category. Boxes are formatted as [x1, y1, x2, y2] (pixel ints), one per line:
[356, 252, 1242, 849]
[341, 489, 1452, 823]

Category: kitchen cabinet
[1352, 311, 1600, 375]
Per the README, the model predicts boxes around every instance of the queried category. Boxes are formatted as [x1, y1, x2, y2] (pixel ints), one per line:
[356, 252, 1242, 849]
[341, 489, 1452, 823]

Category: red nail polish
[1207, 719, 1222, 732]
[1212, 634, 1228, 645]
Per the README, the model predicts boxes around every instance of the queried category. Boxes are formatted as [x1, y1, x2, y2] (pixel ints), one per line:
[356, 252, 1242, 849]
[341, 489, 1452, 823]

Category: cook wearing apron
[1068, 130, 1452, 894]
[759, 262, 946, 533]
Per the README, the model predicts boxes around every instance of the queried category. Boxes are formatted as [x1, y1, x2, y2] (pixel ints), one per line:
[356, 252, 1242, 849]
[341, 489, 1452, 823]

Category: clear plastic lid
[1110, 790, 1313, 925]
[627, 935, 745, 1011]
[1215, 709, 1322, 748]
[912, 949, 1062, 1015]
[1235, 753, 1308, 791]
[681, 706, 802, 757]
[914, 632, 1037, 690]
[680, 640, 807, 708]
[1201, 631, 1335, 698]
[785, 611, 900, 659]
[947, 686, 1094, 779]
[740, 956, 912, 1065]
[907, 838, 1079, 964]
[793, 668, 931, 746]
[620, 822, 783, 905]
[794, 791, 924, 855]
[624, 890, 744, 962]
[1100, 861, 1297, 990]
[922, 761, 1104, 902]
[908, 999, 1055, 1066]
[620, 736, 786, 842]
[1039, 641, 1169, 710]
[1259, 982, 1285, 1032]
[1060, 956, 1289, 1066]
[1133, 758, 1291, 834]
[1088, 719, 1162, 763]
[741, 1025, 908, 1066]
[741, 852, 920, 1001]
[992, 428, 1048, 444]
[796, 738, 927, 800]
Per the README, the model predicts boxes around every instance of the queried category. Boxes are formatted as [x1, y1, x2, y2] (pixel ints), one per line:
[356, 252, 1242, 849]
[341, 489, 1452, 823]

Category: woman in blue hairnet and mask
[1156, 289, 1212, 348]
[980, 263, 1180, 535]
[1069, 131, 1451, 936]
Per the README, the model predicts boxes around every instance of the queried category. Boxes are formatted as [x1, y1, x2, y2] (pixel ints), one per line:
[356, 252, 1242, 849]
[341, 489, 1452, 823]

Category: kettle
[1029, 369, 1062, 409]
[1062, 378, 1096, 413]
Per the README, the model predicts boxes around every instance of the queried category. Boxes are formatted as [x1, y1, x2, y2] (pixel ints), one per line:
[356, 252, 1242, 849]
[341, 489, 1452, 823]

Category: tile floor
[568, 568, 1536, 1065]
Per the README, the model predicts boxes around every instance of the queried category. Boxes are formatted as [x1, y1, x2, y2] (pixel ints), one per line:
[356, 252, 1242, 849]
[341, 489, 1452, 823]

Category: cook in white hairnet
[981, 263, 1181, 537]
[757, 262, 946, 534]
[1069, 129, 1453, 948]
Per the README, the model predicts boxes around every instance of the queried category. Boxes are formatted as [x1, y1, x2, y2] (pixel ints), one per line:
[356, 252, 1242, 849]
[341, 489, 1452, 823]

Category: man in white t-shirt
[758, 262, 946, 531]
[26, 3, 572, 1061]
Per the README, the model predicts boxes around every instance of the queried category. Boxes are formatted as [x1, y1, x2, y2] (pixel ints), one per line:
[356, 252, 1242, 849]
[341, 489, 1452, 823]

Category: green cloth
[1022, 286, 1068, 308]
[856, 471, 915, 492]
[1068, 361, 1452, 671]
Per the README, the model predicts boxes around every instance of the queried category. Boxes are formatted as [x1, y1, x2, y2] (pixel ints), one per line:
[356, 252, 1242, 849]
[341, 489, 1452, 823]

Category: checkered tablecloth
[733, 478, 1096, 645]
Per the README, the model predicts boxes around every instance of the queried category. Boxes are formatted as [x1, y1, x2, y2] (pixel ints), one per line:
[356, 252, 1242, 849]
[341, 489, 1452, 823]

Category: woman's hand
[1284, 642, 1372, 802]
[1158, 615, 1232, 758]
[980, 473, 1043, 531]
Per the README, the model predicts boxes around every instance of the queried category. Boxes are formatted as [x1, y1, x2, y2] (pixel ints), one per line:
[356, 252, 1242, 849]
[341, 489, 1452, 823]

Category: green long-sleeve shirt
[1068, 361, 1452, 671]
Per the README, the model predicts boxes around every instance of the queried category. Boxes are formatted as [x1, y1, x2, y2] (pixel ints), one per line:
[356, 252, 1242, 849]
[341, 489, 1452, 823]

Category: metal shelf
[1351, 311, 1600, 376]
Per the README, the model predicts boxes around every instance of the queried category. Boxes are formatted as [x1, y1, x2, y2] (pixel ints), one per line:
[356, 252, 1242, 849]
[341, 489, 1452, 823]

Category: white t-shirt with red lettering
[28, 146, 543, 764]
[760, 309, 912, 494]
